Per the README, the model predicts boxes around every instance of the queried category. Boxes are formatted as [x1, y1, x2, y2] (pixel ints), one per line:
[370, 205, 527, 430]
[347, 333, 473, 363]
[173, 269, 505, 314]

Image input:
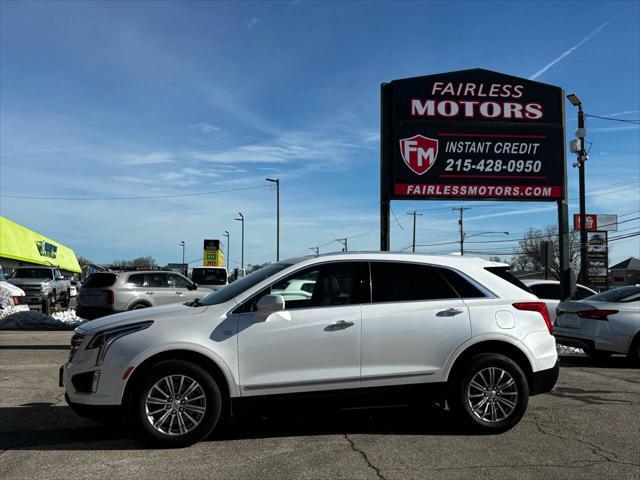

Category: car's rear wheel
[449, 353, 529, 433]
[130, 303, 149, 310]
[127, 360, 222, 448]
[627, 334, 640, 366]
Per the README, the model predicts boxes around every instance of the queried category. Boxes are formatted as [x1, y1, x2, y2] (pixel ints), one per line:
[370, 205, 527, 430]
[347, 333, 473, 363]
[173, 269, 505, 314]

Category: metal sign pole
[380, 83, 392, 251]
[558, 91, 571, 300]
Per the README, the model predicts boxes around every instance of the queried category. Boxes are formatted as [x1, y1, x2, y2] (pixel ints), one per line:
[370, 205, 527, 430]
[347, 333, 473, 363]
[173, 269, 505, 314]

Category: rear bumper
[531, 360, 559, 395]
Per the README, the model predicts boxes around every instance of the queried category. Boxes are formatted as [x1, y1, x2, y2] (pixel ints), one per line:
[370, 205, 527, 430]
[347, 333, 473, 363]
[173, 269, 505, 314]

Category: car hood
[7, 279, 47, 287]
[0, 281, 25, 296]
[76, 302, 212, 335]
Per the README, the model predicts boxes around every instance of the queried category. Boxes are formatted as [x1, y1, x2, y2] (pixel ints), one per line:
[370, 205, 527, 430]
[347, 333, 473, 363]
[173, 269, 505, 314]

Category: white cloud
[247, 17, 259, 29]
[530, 20, 611, 80]
[121, 151, 175, 165]
[190, 122, 222, 133]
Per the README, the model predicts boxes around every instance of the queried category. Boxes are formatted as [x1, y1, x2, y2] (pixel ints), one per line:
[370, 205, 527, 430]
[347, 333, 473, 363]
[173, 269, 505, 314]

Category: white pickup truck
[7, 266, 71, 314]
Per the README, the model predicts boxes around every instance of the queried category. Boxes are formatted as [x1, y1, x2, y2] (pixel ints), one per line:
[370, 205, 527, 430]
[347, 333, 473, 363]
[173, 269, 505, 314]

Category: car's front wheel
[450, 353, 529, 433]
[127, 360, 222, 448]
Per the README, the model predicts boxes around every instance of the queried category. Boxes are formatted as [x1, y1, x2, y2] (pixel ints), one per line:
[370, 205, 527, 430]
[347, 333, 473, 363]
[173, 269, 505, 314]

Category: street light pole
[452, 207, 471, 255]
[223, 231, 230, 271]
[567, 93, 588, 284]
[179, 240, 185, 264]
[266, 178, 280, 261]
[407, 211, 423, 252]
[235, 213, 244, 270]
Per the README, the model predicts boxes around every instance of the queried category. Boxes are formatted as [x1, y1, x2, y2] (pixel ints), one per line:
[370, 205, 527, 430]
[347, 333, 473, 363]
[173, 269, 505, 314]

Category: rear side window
[82, 273, 117, 288]
[436, 268, 485, 298]
[146, 273, 169, 288]
[126, 274, 146, 287]
[530, 284, 561, 300]
[484, 267, 532, 294]
[371, 262, 458, 303]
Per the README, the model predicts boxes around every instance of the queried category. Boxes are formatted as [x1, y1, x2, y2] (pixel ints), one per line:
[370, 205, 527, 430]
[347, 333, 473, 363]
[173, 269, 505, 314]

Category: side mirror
[56, 276, 64, 281]
[252, 294, 285, 323]
[188, 283, 198, 291]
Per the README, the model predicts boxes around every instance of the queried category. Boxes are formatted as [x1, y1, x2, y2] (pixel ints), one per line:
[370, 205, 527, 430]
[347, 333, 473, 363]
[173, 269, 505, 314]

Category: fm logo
[399, 135, 438, 175]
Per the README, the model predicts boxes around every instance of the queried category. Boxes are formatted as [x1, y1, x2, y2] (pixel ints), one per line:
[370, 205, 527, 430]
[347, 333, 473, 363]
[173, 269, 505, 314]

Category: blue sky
[1, 0, 638, 268]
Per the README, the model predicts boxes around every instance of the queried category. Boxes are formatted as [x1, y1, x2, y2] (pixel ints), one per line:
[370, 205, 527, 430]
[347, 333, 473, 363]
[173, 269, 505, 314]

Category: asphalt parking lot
[1, 331, 638, 480]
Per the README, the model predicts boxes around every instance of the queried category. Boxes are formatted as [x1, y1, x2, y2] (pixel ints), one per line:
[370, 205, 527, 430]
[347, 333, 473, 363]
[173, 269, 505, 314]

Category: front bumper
[530, 360, 559, 395]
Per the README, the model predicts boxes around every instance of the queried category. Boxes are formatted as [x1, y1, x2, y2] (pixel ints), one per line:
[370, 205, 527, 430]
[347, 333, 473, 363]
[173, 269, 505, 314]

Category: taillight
[513, 302, 553, 334]
[577, 309, 618, 320]
[106, 290, 115, 304]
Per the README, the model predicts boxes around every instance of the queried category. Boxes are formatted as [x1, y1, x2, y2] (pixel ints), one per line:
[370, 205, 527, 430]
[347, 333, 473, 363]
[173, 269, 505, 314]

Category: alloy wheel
[145, 375, 207, 436]
[467, 367, 518, 423]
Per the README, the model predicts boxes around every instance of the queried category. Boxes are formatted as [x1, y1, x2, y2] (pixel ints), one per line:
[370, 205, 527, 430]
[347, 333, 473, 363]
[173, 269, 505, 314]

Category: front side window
[233, 262, 366, 313]
[170, 274, 191, 289]
[371, 262, 458, 303]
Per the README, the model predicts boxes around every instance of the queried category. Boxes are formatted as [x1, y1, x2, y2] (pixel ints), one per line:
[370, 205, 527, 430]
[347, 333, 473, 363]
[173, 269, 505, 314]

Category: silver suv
[77, 271, 203, 320]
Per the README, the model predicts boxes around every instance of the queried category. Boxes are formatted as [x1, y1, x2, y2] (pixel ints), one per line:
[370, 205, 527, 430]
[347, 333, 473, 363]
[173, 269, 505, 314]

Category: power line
[0, 184, 271, 201]
[585, 113, 640, 124]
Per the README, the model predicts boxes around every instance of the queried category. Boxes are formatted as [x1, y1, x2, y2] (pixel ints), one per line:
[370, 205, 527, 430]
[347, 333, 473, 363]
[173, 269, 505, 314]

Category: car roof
[281, 251, 510, 269]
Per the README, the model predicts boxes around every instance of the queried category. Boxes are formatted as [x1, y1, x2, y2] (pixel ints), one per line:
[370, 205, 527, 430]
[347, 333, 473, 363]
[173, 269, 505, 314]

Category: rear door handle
[436, 308, 463, 317]
[324, 320, 355, 331]
[146, 291, 154, 295]
[176, 291, 184, 295]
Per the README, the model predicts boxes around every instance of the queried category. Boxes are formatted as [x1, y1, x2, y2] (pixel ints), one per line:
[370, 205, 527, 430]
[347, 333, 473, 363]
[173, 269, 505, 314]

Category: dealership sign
[573, 213, 618, 232]
[382, 69, 566, 201]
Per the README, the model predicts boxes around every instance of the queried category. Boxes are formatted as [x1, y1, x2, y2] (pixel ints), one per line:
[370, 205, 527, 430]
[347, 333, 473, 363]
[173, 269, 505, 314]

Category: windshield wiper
[186, 298, 204, 307]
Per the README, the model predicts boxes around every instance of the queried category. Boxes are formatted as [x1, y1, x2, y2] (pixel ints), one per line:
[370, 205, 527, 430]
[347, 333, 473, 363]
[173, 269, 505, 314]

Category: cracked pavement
[1, 331, 639, 480]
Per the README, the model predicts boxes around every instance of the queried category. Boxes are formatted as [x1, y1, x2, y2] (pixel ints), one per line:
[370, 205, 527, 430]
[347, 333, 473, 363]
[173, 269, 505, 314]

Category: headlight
[41, 284, 51, 292]
[86, 321, 153, 366]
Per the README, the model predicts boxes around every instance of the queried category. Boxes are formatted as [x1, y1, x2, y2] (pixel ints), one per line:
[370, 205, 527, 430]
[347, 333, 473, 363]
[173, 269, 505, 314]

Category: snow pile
[0, 308, 87, 330]
[556, 344, 584, 355]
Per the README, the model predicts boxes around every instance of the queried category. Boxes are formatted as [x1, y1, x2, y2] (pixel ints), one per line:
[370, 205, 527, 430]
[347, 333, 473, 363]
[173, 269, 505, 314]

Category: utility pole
[309, 247, 319, 255]
[335, 238, 348, 252]
[407, 211, 423, 252]
[235, 213, 244, 270]
[266, 178, 280, 261]
[567, 93, 588, 284]
[452, 207, 471, 255]
[223, 231, 230, 271]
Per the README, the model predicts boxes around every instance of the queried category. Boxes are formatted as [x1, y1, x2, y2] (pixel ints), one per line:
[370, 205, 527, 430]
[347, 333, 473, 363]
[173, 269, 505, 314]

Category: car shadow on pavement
[1, 403, 474, 451]
[559, 354, 637, 369]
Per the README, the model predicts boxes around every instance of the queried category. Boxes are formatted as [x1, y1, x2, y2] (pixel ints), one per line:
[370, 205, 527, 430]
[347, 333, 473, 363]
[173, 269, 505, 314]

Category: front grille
[21, 286, 42, 294]
[69, 333, 84, 362]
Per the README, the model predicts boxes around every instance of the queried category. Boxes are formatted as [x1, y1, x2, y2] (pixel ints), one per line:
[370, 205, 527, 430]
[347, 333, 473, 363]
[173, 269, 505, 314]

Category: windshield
[11, 268, 53, 279]
[192, 268, 227, 285]
[587, 285, 640, 303]
[198, 263, 291, 306]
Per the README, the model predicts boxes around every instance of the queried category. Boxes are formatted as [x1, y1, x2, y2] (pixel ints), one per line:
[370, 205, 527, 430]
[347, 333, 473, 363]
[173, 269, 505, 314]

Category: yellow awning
[0, 216, 82, 273]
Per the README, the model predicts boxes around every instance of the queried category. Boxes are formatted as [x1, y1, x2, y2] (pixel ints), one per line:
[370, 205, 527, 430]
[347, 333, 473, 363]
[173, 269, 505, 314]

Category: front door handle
[436, 308, 463, 317]
[146, 291, 154, 295]
[176, 291, 184, 295]
[324, 320, 355, 331]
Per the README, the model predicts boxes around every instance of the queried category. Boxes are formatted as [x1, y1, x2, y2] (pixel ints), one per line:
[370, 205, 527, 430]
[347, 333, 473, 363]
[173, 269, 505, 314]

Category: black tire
[627, 334, 640, 366]
[129, 303, 149, 310]
[126, 360, 222, 448]
[584, 349, 612, 361]
[61, 290, 70, 308]
[449, 353, 529, 433]
[41, 296, 51, 316]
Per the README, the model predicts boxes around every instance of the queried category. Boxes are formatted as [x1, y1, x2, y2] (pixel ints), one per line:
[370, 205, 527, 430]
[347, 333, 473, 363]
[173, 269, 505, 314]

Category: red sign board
[573, 214, 598, 231]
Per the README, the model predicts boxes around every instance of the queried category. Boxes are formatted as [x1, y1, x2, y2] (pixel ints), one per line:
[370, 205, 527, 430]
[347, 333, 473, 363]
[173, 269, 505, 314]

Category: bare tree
[514, 225, 579, 278]
[109, 256, 157, 269]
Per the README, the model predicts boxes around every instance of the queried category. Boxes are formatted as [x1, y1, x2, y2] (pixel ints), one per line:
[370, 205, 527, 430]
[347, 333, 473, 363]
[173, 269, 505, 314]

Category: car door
[361, 262, 472, 387]
[144, 272, 176, 305]
[235, 261, 368, 397]
[169, 273, 198, 302]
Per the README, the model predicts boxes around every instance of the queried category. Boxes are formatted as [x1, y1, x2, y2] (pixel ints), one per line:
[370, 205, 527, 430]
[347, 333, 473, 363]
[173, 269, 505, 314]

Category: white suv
[61, 253, 558, 447]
